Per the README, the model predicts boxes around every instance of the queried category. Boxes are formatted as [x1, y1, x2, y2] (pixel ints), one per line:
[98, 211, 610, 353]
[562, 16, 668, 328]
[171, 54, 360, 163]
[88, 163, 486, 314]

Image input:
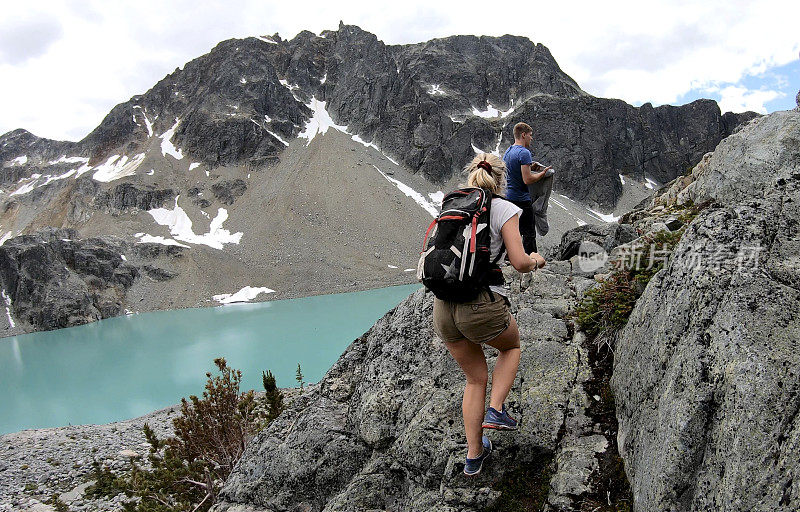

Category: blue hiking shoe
[464, 435, 492, 476]
[482, 404, 518, 430]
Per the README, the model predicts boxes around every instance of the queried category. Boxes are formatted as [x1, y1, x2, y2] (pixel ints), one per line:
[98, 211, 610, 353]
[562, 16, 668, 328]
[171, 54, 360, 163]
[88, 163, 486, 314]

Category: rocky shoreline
[0, 404, 180, 511]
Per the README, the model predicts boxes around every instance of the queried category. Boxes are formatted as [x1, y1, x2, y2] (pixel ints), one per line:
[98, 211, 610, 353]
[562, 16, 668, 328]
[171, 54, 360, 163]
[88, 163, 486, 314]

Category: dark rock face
[510, 96, 756, 207]
[612, 109, 800, 511]
[0, 228, 183, 332]
[554, 223, 638, 260]
[94, 183, 175, 212]
[0, 228, 135, 330]
[211, 179, 247, 205]
[0, 129, 85, 187]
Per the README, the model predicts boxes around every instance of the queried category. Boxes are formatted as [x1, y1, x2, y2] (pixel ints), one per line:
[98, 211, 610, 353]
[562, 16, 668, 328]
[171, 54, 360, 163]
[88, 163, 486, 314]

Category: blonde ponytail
[464, 153, 506, 194]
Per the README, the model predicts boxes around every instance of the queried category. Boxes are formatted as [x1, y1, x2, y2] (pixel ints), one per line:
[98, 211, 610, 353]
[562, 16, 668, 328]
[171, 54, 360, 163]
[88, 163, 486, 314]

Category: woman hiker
[432, 153, 546, 476]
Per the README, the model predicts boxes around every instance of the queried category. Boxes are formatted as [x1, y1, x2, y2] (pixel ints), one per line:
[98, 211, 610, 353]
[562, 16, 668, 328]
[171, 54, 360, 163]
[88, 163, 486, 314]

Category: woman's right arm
[500, 215, 546, 273]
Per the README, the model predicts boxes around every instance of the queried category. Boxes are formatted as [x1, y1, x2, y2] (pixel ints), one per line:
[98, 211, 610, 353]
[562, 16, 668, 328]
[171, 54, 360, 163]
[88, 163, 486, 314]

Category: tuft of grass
[47, 494, 70, 512]
[573, 228, 685, 338]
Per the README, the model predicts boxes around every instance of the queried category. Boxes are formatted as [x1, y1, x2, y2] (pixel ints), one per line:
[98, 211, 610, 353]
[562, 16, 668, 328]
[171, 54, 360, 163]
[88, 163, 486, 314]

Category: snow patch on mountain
[2, 289, 14, 328]
[472, 104, 513, 119]
[93, 154, 146, 182]
[644, 177, 658, 190]
[132, 106, 154, 137]
[299, 98, 348, 145]
[267, 130, 289, 146]
[371, 165, 439, 217]
[428, 191, 444, 207]
[586, 207, 621, 223]
[213, 286, 275, 304]
[428, 84, 446, 96]
[134, 233, 190, 248]
[351, 135, 399, 165]
[160, 119, 184, 160]
[10, 177, 39, 196]
[550, 197, 588, 226]
[146, 197, 243, 249]
[48, 156, 89, 165]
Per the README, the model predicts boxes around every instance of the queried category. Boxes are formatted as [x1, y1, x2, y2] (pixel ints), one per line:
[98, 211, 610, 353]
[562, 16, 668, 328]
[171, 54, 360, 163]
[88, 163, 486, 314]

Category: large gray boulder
[554, 222, 638, 261]
[612, 108, 800, 511]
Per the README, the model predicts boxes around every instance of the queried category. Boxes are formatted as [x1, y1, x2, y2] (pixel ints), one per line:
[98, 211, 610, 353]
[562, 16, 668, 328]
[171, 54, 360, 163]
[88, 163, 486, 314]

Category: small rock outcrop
[554, 223, 638, 261]
[211, 179, 247, 205]
[94, 183, 175, 213]
[612, 109, 800, 510]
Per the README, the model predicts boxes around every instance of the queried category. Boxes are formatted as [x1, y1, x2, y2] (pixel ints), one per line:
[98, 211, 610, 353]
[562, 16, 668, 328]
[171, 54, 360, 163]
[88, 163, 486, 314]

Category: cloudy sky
[1, 0, 797, 141]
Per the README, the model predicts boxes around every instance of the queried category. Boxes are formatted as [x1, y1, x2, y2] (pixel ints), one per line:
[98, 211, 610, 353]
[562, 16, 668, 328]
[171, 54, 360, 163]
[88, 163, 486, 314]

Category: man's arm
[521, 164, 548, 185]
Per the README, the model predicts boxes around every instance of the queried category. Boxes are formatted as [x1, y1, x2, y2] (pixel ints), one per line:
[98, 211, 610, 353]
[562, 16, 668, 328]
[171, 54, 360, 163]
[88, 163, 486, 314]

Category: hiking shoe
[482, 404, 518, 430]
[464, 436, 492, 476]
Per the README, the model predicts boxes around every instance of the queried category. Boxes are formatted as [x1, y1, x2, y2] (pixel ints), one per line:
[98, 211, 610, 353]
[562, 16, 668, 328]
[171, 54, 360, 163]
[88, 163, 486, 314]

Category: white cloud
[714, 86, 783, 114]
[0, 0, 798, 141]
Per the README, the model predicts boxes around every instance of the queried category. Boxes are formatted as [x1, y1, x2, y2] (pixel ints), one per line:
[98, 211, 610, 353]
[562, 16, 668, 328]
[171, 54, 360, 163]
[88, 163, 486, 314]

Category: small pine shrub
[84, 459, 127, 498]
[295, 363, 305, 392]
[262, 370, 284, 423]
[87, 358, 283, 512]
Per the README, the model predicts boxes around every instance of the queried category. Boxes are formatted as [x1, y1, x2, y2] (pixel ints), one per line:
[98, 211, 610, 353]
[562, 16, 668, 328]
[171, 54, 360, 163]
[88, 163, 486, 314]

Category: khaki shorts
[433, 290, 511, 344]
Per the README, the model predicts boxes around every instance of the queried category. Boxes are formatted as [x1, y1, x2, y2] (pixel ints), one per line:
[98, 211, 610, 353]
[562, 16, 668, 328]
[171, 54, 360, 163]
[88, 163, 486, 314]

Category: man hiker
[502, 122, 551, 253]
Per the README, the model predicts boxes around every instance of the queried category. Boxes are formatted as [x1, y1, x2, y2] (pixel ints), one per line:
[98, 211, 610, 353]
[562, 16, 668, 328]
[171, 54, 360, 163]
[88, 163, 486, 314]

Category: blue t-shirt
[503, 145, 533, 202]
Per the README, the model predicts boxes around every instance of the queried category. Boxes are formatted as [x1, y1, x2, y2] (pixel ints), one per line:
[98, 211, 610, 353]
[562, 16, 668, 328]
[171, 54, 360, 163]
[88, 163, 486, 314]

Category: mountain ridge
[1, 23, 756, 207]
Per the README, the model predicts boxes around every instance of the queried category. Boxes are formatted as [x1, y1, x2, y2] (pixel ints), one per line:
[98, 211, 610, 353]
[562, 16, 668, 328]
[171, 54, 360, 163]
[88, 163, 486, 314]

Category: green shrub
[573, 272, 639, 337]
[262, 370, 284, 423]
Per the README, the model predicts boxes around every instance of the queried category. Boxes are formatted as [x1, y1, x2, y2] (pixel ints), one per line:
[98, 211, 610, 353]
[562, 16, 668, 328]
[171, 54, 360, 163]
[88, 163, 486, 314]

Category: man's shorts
[432, 289, 511, 344]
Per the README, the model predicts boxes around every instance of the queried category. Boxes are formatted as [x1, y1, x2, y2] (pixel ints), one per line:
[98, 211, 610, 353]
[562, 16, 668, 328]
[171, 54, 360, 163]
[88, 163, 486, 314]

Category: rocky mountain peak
[2, 26, 757, 209]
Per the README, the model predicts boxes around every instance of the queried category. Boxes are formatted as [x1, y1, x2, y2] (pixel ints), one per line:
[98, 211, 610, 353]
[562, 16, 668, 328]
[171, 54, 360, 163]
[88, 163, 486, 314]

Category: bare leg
[444, 338, 488, 458]
[485, 314, 521, 411]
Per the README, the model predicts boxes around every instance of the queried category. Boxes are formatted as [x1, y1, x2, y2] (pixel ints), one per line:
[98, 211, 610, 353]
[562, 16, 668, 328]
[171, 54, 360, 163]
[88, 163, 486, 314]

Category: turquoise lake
[0, 284, 419, 435]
